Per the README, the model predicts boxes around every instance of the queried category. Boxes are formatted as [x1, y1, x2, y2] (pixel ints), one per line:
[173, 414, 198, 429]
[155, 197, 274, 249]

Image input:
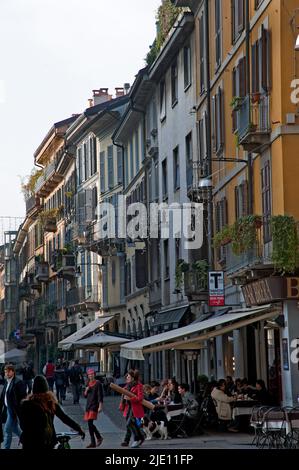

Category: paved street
[5, 390, 256, 450]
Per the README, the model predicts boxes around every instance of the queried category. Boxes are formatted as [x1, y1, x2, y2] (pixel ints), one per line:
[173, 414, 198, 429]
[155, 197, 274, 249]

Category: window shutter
[92, 186, 98, 220]
[219, 88, 225, 150]
[238, 0, 244, 33]
[117, 147, 123, 184]
[77, 148, 82, 185]
[234, 185, 240, 219]
[231, 0, 235, 43]
[100, 151, 105, 193]
[241, 180, 248, 216]
[108, 145, 114, 189]
[215, 201, 221, 233]
[212, 96, 216, 150]
[135, 250, 147, 289]
[232, 67, 237, 131]
[223, 197, 228, 226]
[93, 137, 97, 174]
[252, 43, 257, 93]
[239, 57, 246, 97]
[120, 256, 125, 303]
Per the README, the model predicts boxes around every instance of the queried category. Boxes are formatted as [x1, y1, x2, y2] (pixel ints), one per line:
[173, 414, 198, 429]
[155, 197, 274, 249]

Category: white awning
[120, 304, 279, 360]
[58, 315, 113, 348]
[71, 333, 131, 350]
[0, 348, 27, 363]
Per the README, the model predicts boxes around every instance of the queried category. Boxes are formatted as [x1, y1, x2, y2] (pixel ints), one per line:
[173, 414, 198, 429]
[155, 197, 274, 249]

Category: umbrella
[0, 348, 27, 363]
[71, 332, 131, 350]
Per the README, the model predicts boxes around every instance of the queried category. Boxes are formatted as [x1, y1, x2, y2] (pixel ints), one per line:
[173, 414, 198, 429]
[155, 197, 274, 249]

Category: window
[232, 0, 244, 44]
[164, 240, 169, 278]
[232, 57, 246, 132]
[171, 58, 178, 106]
[184, 44, 191, 89]
[90, 136, 97, 176]
[92, 186, 98, 220]
[108, 145, 114, 189]
[185, 133, 193, 189]
[162, 158, 168, 199]
[255, 0, 264, 9]
[160, 79, 166, 121]
[261, 25, 271, 92]
[215, 197, 228, 261]
[261, 161, 271, 242]
[78, 148, 82, 185]
[199, 113, 207, 166]
[130, 139, 134, 181]
[215, 0, 222, 69]
[235, 180, 248, 219]
[199, 13, 205, 93]
[112, 260, 116, 285]
[100, 151, 105, 193]
[252, 40, 260, 94]
[84, 142, 88, 181]
[173, 146, 180, 190]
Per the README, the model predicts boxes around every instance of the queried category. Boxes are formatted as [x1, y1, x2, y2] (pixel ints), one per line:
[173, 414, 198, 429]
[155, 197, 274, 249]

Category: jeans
[71, 383, 81, 404]
[124, 417, 144, 444]
[3, 409, 22, 449]
[46, 377, 55, 392]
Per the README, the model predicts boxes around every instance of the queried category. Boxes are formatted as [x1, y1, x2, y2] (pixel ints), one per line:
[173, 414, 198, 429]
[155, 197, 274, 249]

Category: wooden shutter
[252, 42, 260, 94]
[93, 137, 97, 174]
[238, 0, 244, 33]
[117, 147, 123, 184]
[241, 180, 248, 216]
[239, 57, 246, 97]
[235, 185, 240, 219]
[100, 151, 105, 193]
[199, 14, 205, 92]
[135, 250, 147, 288]
[212, 95, 216, 150]
[219, 88, 225, 150]
[231, 0, 235, 43]
[108, 145, 114, 189]
[232, 67, 237, 131]
[215, 0, 221, 68]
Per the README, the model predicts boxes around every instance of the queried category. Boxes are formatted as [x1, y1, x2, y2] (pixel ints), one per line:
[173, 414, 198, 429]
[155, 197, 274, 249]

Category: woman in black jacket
[19, 375, 85, 450]
[83, 369, 104, 448]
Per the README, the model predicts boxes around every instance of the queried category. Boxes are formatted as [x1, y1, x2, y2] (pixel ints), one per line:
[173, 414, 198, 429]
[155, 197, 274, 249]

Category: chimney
[92, 88, 112, 105]
[115, 87, 124, 98]
[124, 83, 131, 95]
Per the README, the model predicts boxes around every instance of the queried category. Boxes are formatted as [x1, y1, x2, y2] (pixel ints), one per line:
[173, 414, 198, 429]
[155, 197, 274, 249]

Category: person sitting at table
[251, 380, 273, 406]
[176, 383, 200, 436]
[211, 379, 237, 432]
[240, 378, 255, 397]
[168, 379, 182, 404]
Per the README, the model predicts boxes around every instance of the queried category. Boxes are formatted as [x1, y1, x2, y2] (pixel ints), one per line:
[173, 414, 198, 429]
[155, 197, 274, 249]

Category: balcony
[25, 316, 45, 333]
[35, 261, 49, 282]
[25, 195, 41, 215]
[41, 303, 59, 327]
[225, 242, 273, 282]
[19, 283, 32, 301]
[57, 254, 76, 280]
[66, 286, 100, 312]
[237, 93, 271, 152]
[35, 153, 64, 197]
[184, 270, 208, 301]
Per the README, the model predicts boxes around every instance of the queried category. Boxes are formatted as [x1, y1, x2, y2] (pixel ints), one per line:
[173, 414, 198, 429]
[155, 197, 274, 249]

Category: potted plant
[192, 260, 208, 291]
[230, 96, 243, 111]
[175, 259, 189, 289]
[271, 215, 299, 274]
[213, 225, 233, 249]
[231, 215, 262, 256]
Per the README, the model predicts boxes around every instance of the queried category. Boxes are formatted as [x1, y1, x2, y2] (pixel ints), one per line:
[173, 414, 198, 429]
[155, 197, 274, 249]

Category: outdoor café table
[232, 400, 260, 420]
[164, 403, 184, 421]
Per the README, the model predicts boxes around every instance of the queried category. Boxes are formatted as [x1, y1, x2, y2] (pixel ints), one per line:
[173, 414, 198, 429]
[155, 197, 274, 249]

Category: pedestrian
[43, 359, 55, 392]
[20, 361, 35, 394]
[83, 368, 104, 448]
[119, 369, 145, 448]
[54, 363, 67, 404]
[0, 363, 27, 449]
[19, 375, 85, 450]
[69, 359, 84, 404]
[61, 361, 69, 400]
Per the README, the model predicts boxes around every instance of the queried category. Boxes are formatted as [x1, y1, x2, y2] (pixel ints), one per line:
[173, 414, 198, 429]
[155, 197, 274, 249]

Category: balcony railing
[237, 93, 270, 151]
[25, 195, 41, 214]
[35, 153, 64, 196]
[184, 271, 208, 299]
[19, 283, 32, 300]
[225, 242, 273, 278]
[66, 286, 100, 307]
[35, 262, 49, 282]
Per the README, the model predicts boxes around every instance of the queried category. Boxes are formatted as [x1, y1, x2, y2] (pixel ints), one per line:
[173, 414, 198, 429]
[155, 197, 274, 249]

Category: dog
[141, 416, 168, 440]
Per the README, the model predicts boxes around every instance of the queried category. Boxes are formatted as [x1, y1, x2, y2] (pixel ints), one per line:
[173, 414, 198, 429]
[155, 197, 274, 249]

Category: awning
[71, 333, 131, 350]
[58, 315, 113, 348]
[0, 348, 27, 363]
[152, 305, 189, 330]
[120, 304, 279, 360]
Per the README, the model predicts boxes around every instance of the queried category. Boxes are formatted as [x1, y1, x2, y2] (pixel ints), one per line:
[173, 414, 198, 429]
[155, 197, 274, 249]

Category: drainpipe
[204, 0, 214, 271]
[245, 0, 253, 215]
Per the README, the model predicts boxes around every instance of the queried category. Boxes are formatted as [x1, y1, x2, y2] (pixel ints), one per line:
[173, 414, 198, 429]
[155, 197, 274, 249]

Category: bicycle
[55, 431, 85, 449]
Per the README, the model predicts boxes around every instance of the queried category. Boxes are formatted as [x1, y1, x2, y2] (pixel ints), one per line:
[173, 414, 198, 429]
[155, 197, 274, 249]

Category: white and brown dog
[141, 416, 168, 440]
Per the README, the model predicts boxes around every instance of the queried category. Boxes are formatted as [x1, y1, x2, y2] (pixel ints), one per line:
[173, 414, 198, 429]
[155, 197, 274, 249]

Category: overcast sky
[0, 0, 160, 223]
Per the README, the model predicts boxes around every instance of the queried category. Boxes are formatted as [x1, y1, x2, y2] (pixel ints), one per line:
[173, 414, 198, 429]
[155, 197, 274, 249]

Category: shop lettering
[286, 278, 299, 299]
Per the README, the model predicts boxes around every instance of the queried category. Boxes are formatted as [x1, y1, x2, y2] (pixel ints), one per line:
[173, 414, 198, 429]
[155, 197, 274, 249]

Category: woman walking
[84, 369, 104, 448]
[19, 375, 85, 449]
[119, 369, 145, 448]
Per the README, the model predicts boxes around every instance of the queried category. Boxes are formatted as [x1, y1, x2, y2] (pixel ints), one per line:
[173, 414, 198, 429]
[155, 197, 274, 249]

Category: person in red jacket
[119, 369, 145, 448]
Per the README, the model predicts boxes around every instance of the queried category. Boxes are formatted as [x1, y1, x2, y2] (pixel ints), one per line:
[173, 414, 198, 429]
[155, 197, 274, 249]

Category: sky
[0, 0, 161, 223]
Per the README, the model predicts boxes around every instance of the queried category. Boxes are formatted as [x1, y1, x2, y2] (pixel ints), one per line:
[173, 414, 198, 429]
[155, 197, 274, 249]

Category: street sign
[209, 271, 225, 306]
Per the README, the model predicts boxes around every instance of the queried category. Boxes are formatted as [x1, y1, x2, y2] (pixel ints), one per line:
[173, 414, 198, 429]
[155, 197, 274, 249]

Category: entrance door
[265, 328, 282, 405]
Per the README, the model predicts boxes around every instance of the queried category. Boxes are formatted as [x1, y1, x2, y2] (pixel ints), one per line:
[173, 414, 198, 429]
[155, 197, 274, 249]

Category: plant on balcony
[230, 96, 243, 111]
[231, 215, 262, 256]
[213, 225, 233, 249]
[65, 191, 73, 199]
[271, 215, 299, 274]
[145, 0, 184, 66]
[20, 168, 44, 199]
[38, 208, 59, 226]
[191, 260, 208, 290]
[175, 259, 189, 289]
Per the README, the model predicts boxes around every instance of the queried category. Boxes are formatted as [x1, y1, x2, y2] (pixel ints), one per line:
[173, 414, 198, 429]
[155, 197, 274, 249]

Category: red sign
[209, 296, 225, 307]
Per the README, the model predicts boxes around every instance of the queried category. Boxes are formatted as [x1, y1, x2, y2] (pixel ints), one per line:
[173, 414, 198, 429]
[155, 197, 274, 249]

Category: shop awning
[120, 304, 279, 360]
[152, 305, 189, 330]
[58, 315, 113, 348]
[71, 332, 131, 350]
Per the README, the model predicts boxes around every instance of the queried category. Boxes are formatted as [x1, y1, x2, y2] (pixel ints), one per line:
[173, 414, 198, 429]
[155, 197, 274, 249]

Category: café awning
[120, 304, 279, 360]
[71, 332, 131, 350]
[58, 315, 113, 348]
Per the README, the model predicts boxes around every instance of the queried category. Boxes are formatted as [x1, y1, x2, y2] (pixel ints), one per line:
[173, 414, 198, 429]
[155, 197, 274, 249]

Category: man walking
[21, 361, 35, 394]
[69, 360, 84, 404]
[0, 364, 27, 449]
[43, 359, 55, 391]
